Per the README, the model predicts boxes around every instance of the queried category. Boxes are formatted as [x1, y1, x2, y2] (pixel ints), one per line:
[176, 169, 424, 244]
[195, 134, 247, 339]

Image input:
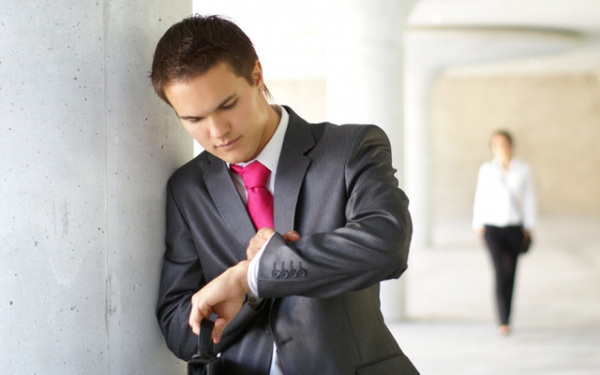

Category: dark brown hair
[150, 15, 269, 105]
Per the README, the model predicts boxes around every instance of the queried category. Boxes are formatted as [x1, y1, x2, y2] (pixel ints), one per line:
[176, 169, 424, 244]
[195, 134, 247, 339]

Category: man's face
[164, 61, 271, 164]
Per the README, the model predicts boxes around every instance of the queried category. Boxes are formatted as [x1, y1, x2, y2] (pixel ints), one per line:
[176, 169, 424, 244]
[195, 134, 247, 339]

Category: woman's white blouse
[472, 157, 536, 230]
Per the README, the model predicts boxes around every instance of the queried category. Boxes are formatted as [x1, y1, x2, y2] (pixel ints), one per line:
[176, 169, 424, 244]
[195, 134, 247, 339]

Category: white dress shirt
[472, 157, 536, 230]
[227, 105, 289, 375]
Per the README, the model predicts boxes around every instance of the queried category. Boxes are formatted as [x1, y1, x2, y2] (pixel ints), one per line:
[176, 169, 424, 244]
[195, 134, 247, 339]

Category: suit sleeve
[156, 183, 266, 360]
[256, 125, 412, 298]
[156, 184, 204, 360]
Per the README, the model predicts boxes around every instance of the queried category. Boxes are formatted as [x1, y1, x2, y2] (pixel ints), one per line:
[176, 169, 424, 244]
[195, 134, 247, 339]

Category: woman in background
[473, 130, 536, 335]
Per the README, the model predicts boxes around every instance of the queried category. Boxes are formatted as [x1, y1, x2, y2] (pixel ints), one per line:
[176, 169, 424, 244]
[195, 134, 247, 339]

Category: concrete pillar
[0, 1, 192, 374]
[404, 28, 580, 247]
[404, 63, 436, 248]
[325, 0, 418, 322]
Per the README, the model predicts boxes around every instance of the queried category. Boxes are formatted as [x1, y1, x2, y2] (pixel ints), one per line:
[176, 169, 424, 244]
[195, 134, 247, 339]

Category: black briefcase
[187, 319, 220, 375]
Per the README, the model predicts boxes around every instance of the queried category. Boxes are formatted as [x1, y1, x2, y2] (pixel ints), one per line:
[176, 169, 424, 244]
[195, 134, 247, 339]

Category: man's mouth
[218, 137, 240, 149]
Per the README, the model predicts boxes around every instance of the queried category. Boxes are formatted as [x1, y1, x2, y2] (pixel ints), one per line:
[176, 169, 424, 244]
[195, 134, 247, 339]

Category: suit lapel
[274, 107, 315, 234]
[203, 107, 315, 248]
[204, 156, 256, 253]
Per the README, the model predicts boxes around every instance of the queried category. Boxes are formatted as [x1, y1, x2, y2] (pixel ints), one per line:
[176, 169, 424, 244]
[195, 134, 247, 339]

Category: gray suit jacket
[157, 107, 419, 375]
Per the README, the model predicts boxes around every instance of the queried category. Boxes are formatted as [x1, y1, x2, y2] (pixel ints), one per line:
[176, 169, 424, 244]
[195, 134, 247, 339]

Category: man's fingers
[189, 295, 200, 335]
[282, 230, 301, 244]
[188, 262, 248, 339]
[189, 294, 212, 335]
[212, 317, 228, 344]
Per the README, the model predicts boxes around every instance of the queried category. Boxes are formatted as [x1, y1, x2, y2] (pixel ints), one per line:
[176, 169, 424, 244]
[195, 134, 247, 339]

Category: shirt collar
[228, 105, 289, 175]
[492, 156, 520, 170]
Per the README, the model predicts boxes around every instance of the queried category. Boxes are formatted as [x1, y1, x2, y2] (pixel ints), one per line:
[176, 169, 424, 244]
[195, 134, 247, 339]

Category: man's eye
[188, 118, 203, 124]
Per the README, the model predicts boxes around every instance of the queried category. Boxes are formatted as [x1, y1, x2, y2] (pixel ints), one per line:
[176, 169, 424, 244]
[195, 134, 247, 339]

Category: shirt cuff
[247, 232, 276, 296]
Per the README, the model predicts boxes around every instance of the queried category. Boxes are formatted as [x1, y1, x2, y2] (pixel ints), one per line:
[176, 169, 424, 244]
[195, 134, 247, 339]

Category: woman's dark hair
[150, 15, 270, 105]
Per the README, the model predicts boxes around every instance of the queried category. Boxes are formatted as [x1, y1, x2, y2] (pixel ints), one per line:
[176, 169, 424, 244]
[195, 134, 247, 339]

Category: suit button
[266, 327, 272, 335]
[297, 268, 307, 277]
[288, 269, 297, 278]
[271, 270, 280, 279]
[280, 269, 289, 279]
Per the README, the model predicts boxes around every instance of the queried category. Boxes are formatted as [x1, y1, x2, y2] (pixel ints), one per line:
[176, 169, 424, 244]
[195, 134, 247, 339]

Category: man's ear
[252, 60, 264, 88]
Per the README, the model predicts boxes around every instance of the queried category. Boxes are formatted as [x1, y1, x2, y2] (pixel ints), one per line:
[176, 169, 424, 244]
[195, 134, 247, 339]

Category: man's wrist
[233, 260, 251, 295]
[247, 233, 275, 295]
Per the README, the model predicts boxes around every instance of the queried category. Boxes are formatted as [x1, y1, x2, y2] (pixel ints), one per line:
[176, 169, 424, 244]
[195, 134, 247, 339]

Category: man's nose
[208, 115, 230, 139]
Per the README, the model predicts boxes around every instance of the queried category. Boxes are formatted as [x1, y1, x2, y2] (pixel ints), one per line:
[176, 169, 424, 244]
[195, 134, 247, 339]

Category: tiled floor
[389, 216, 600, 375]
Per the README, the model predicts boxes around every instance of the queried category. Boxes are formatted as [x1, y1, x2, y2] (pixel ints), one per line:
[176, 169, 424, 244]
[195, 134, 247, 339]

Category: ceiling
[408, 0, 600, 75]
[192, 0, 600, 77]
[408, 0, 600, 35]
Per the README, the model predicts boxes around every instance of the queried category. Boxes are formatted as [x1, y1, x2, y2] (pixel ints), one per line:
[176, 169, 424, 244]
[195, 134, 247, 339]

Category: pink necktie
[231, 161, 274, 230]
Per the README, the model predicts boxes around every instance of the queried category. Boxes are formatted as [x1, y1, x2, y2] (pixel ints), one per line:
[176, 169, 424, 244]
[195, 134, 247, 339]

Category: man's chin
[217, 153, 252, 165]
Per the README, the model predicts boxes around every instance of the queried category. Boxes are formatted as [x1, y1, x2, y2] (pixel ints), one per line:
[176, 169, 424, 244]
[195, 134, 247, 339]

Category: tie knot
[231, 161, 270, 189]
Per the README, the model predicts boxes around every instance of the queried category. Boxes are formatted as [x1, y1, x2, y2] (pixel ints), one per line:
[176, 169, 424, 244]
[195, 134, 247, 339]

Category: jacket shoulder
[308, 121, 389, 149]
[167, 151, 211, 190]
[284, 106, 389, 151]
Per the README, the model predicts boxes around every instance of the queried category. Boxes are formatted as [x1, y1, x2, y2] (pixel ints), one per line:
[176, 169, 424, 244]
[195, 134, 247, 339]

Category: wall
[0, 1, 192, 373]
[265, 79, 328, 124]
[431, 72, 600, 226]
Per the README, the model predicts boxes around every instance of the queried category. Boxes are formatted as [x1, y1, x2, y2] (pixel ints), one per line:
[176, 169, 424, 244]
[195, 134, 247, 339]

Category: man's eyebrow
[178, 94, 236, 120]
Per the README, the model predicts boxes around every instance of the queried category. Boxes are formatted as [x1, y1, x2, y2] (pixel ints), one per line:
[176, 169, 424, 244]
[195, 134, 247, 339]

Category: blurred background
[1, 0, 598, 374]
[193, 1, 600, 373]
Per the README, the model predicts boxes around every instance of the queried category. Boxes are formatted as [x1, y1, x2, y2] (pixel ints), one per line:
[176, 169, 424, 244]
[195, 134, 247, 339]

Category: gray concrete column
[0, 1, 191, 374]
[404, 28, 580, 247]
[325, 0, 417, 322]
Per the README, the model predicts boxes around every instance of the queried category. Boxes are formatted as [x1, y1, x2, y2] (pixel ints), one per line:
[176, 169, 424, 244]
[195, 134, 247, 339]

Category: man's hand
[246, 228, 301, 260]
[246, 227, 275, 261]
[189, 260, 250, 343]
[192, 228, 302, 343]
[282, 230, 301, 244]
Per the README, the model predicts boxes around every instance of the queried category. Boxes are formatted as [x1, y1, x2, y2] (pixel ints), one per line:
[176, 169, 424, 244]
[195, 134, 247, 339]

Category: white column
[404, 64, 436, 247]
[0, 1, 192, 374]
[325, 0, 418, 322]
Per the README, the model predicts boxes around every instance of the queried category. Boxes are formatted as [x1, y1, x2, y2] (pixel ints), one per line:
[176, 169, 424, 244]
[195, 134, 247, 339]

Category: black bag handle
[198, 318, 215, 358]
[187, 317, 219, 375]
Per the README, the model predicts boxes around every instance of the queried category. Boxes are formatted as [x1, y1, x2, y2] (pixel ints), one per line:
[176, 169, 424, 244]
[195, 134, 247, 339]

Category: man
[151, 15, 418, 375]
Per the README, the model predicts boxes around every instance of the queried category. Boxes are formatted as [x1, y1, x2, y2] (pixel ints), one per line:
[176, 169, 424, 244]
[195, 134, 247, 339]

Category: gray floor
[388, 216, 600, 375]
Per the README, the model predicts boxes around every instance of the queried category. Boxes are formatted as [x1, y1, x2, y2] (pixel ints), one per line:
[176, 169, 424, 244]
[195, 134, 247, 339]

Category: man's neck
[254, 104, 281, 158]
[266, 104, 282, 137]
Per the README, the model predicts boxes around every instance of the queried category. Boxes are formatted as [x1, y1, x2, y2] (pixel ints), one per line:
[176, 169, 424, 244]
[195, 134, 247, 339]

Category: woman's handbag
[502, 176, 533, 254]
[187, 319, 221, 375]
[520, 228, 532, 253]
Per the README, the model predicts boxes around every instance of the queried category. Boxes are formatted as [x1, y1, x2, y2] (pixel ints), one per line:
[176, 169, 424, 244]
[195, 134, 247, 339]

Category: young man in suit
[151, 15, 419, 375]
